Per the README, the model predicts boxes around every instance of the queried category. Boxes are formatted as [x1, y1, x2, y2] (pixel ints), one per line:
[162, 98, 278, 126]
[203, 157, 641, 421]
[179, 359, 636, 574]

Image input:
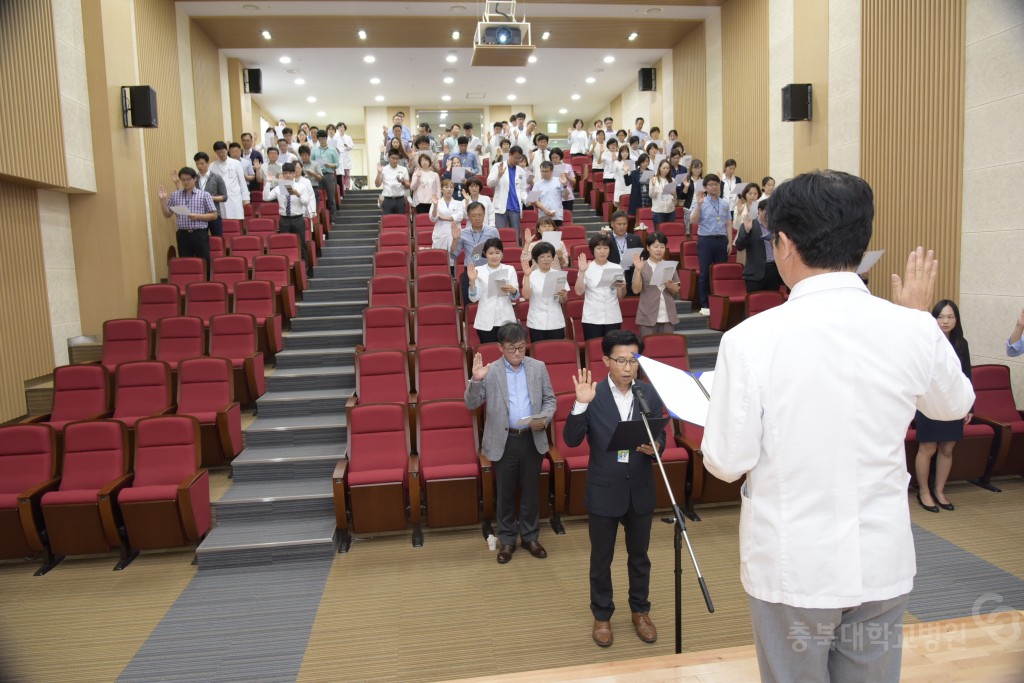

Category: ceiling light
[558, 108, 568, 114]
[294, 78, 305, 85]
[628, 32, 638, 41]
[515, 77, 527, 84]
[443, 76, 454, 84]
[585, 76, 596, 84]
[370, 77, 381, 84]
[375, 95, 385, 102]
[306, 96, 317, 103]
[261, 30, 272, 40]
[440, 112, 448, 119]
[364, 55, 375, 64]
[316, 111, 326, 117]
[603, 55, 615, 64]
[507, 94, 517, 101]
[541, 31, 550, 40]
[279, 56, 291, 64]
[242, 4, 259, 9]
[452, 30, 460, 40]
[357, 30, 367, 40]
[446, 52, 458, 63]
[441, 95, 451, 101]
[645, 7, 662, 15]
[527, 55, 537, 64]
[286, 69, 300, 74]
[571, 94, 581, 101]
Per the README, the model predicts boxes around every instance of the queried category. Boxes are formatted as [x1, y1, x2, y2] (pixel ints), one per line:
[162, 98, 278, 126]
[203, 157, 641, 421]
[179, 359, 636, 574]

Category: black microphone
[631, 383, 653, 417]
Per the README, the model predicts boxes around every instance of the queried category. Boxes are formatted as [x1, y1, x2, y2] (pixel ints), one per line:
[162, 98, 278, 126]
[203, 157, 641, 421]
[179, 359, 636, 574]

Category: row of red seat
[165, 257, 298, 319]
[0, 416, 211, 574]
[205, 233, 311, 285]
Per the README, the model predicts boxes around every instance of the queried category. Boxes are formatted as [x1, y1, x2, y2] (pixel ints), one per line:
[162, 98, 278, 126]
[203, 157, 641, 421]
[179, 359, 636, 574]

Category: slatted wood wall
[190, 19, 226, 152]
[721, 0, 770, 182]
[673, 24, 708, 166]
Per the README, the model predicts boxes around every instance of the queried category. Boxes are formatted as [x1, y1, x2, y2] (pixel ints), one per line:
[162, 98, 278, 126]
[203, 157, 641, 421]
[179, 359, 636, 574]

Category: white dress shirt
[295, 176, 318, 218]
[581, 261, 623, 325]
[262, 178, 315, 217]
[210, 157, 250, 219]
[380, 164, 409, 197]
[466, 193, 495, 229]
[701, 272, 975, 609]
[526, 268, 568, 331]
[572, 376, 634, 417]
[650, 177, 676, 214]
[470, 263, 519, 330]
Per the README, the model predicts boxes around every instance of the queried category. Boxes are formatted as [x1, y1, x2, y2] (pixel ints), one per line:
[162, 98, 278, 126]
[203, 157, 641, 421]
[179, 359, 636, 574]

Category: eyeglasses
[502, 344, 527, 355]
[608, 356, 639, 368]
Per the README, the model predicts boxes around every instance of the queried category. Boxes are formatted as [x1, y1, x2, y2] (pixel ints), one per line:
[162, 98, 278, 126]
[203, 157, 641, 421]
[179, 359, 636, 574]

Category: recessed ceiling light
[375, 95, 385, 102]
[515, 76, 526, 84]
[242, 3, 259, 9]
[527, 55, 537, 64]
[364, 55, 375, 64]
[441, 95, 451, 102]
[603, 55, 615, 64]
[294, 78, 305, 85]
[628, 32, 638, 41]
[370, 77, 381, 84]
[585, 76, 596, 84]
[571, 94, 581, 101]
[306, 96, 317, 103]
[440, 112, 448, 119]
[446, 52, 458, 63]
[286, 69, 300, 74]
[443, 76, 454, 84]
[541, 31, 550, 40]
[316, 111, 326, 117]
[645, 7, 662, 15]
[507, 94, 516, 101]
[357, 30, 367, 40]
[558, 108, 568, 114]
[452, 30, 460, 40]
[261, 30, 272, 40]
[279, 56, 291, 64]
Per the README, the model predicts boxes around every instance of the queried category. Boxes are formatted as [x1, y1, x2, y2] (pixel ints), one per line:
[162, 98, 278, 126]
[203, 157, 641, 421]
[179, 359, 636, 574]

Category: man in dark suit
[564, 329, 665, 648]
[734, 198, 783, 293]
[605, 211, 644, 295]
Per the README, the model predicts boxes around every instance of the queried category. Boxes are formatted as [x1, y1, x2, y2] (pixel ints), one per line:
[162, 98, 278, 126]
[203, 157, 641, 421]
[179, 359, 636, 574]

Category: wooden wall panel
[0, 184, 55, 422]
[673, 24, 708, 165]
[861, 0, 965, 300]
[190, 20, 225, 151]
[135, 0, 189, 281]
[721, 0, 769, 181]
[792, 0, 829, 173]
[0, 0, 67, 188]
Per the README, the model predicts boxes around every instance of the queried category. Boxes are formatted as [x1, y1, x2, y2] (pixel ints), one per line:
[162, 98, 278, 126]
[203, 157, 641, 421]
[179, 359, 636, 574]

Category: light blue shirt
[1008, 337, 1024, 357]
[504, 358, 533, 426]
[697, 196, 730, 237]
[311, 144, 340, 173]
[452, 226, 499, 266]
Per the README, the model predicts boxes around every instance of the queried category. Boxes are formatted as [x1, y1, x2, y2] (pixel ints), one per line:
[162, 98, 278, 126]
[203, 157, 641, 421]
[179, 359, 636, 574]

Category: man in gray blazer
[465, 322, 557, 563]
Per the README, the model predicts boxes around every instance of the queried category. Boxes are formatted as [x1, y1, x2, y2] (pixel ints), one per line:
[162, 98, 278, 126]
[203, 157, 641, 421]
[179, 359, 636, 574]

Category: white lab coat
[486, 160, 528, 217]
[210, 157, 250, 220]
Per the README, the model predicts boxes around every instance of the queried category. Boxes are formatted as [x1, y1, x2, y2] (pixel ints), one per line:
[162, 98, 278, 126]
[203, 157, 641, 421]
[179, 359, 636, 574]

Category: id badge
[617, 450, 629, 464]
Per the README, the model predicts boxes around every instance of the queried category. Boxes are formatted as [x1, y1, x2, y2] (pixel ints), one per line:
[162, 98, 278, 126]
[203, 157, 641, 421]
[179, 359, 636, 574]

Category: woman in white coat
[430, 179, 466, 264]
[468, 238, 519, 344]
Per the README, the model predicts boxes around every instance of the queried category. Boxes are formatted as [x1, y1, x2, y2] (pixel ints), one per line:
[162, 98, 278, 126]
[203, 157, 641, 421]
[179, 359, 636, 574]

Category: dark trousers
[176, 228, 210, 264]
[208, 215, 223, 237]
[415, 203, 432, 215]
[562, 199, 574, 213]
[652, 211, 674, 228]
[494, 433, 545, 545]
[697, 235, 728, 308]
[529, 327, 565, 343]
[745, 261, 783, 293]
[279, 215, 309, 274]
[495, 211, 521, 230]
[477, 327, 500, 344]
[458, 271, 471, 308]
[589, 508, 653, 620]
[321, 172, 338, 216]
[381, 196, 406, 215]
[582, 322, 621, 341]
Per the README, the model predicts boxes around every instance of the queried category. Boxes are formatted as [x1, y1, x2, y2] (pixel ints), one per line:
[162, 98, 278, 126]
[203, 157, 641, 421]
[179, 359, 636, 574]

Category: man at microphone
[565, 329, 665, 648]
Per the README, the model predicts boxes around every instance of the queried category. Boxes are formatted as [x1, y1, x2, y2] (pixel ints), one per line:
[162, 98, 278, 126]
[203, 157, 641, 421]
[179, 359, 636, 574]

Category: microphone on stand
[632, 382, 653, 417]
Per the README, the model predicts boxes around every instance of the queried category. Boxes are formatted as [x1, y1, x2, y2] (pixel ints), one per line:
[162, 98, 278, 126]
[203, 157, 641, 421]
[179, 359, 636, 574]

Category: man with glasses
[465, 322, 557, 565]
[564, 330, 665, 648]
[158, 166, 218, 268]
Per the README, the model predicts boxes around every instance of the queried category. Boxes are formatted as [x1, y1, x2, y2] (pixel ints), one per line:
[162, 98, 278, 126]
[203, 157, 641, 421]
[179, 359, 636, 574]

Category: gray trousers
[493, 432, 544, 545]
[747, 593, 908, 683]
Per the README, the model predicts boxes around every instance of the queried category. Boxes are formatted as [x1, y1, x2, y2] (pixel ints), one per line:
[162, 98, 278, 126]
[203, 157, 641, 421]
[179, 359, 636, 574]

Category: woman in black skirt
[914, 300, 973, 513]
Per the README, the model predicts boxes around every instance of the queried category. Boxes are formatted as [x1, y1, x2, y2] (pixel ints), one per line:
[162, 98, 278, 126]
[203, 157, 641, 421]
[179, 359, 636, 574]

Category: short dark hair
[704, 173, 721, 186]
[549, 148, 564, 161]
[534, 133, 549, 144]
[193, 152, 209, 162]
[298, 145, 311, 156]
[497, 322, 528, 346]
[465, 177, 483, 191]
[414, 135, 431, 148]
[508, 145, 524, 157]
[761, 175, 775, 187]
[650, 126, 661, 135]
[387, 149, 400, 158]
[589, 233, 614, 254]
[531, 241, 556, 261]
[267, 147, 279, 157]
[635, 117, 645, 124]
[602, 329, 643, 357]
[393, 124, 402, 131]
[515, 112, 526, 120]
[178, 166, 198, 179]
[493, 122, 503, 130]
[466, 201, 485, 214]
[240, 132, 253, 140]
[212, 141, 227, 151]
[281, 162, 296, 172]
[610, 210, 629, 225]
[645, 231, 668, 249]
[463, 121, 474, 129]
[604, 116, 614, 123]
[668, 129, 678, 137]
[281, 127, 293, 135]
[764, 171, 874, 270]
[628, 135, 640, 145]
[396, 111, 406, 117]
[540, 161, 554, 171]
[481, 237, 504, 254]
[228, 141, 241, 150]
[316, 130, 328, 139]
[458, 135, 469, 145]
[724, 158, 737, 169]
[636, 153, 650, 167]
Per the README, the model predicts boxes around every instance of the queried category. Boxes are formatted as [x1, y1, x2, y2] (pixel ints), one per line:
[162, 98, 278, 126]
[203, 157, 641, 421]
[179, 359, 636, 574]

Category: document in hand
[540, 270, 568, 299]
[553, 164, 568, 176]
[654, 154, 666, 167]
[276, 179, 294, 188]
[327, 138, 339, 149]
[621, 247, 645, 265]
[525, 190, 542, 203]
[693, 179, 704, 194]
[662, 183, 677, 196]
[596, 263, 624, 288]
[451, 167, 466, 184]
[622, 160, 635, 172]
[649, 261, 678, 286]
[541, 231, 562, 250]
[169, 204, 191, 216]
[856, 249, 884, 275]
[607, 417, 670, 452]
[635, 354, 714, 427]
[486, 275, 509, 298]
[682, 155, 693, 168]
[640, 170, 655, 183]
[471, 241, 487, 260]
[516, 413, 548, 426]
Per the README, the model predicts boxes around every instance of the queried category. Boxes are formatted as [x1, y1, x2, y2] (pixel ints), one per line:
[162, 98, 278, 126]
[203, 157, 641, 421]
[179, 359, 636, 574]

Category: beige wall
[38, 190, 82, 367]
[721, 0, 770, 183]
[768, 0, 795, 180]
[190, 20, 225, 151]
[704, 10, 724, 170]
[53, 0, 97, 192]
[827, 0, 861, 175]
[673, 25, 708, 164]
[959, 0, 1024, 404]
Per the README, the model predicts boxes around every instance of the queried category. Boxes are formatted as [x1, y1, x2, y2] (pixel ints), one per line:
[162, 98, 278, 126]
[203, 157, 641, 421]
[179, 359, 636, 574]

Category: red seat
[229, 235, 264, 269]
[117, 416, 211, 551]
[637, 207, 654, 226]
[26, 365, 111, 436]
[498, 228, 519, 248]
[112, 361, 174, 429]
[415, 305, 461, 348]
[168, 258, 207, 290]
[530, 340, 580, 395]
[348, 350, 412, 408]
[463, 303, 480, 349]
[221, 219, 244, 240]
[209, 313, 266, 403]
[658, 222, 688, 253]
[708, 263, 747, 331]
[550, 392, 591, 514]
[379, 231, 411, 253]
[0, 424, 58, 565]
[472, 342, 507, 367]
[252, 254, 297, 320]
[642, 333, 691, 373]
[208, 236, 226, 258]
[415, 228, 434, 251]
[972, 364, 1024, 481]
[414, 399, 491, 528]
[746, 291, 785, 316]
[566, 299, 586, 351]
[415, 273, 456, 307]
[101, 318, 152, 373]
[415, 249, 450, 277]
[361, 306, 410, 352]
[414, 213, 434, 229]
[369, 275, 411, 310]
[266, 233, 307, 292]
[185, 282, 229, 327]
[584, 338, 608, 383]
[657, 418, 692, 509]
[677, 240, 699, 302]
[211, 256, 249, 296]
[620, 297, 640, 335]
[155, 316, 205, 370]
[137, 284, 182, 330]
[234, 279, 284, 355]
[415, 346, 468, 402]
[333, 403, 416, 543]
[246, 217, 277, 239]
[381, 214, 409, 232]
[521, 209, 538, 226]
[374, 250, 411, 278]
[176, 357, 243, 467]
[40, 420, 132, 567]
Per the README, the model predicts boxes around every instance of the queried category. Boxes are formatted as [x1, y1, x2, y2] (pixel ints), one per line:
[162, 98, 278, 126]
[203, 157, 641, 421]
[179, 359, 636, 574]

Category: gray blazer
[464, 356, 557, 461]
[199, 172, 227, 216]
[635, 260, 680, 327]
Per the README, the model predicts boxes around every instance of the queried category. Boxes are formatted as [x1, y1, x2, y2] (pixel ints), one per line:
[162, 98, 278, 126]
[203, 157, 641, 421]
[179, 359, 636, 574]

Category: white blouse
[650, 176, 676, 214]
[581, 261, 623, 325]
[430, 198, 466, 255]
[568, 130, 591, 155]
[526, 268, 568, 331]
[470, 264, 519, 330]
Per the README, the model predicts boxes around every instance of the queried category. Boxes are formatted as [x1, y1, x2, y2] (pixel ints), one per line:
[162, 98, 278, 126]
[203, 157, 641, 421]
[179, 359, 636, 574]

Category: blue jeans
[697, 235, 728, 308]
[652, 211, 674, 228]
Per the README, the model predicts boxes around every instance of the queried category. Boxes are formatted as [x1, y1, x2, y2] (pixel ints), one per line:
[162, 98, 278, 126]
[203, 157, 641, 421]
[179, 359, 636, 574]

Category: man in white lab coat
[701, 171, 975, 683]
[210, 140, 250, 220]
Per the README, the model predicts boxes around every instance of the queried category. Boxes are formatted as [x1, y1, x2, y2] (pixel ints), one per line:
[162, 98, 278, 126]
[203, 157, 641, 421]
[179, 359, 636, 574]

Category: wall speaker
[782, 83, 812, 121]
[120, 85, 158, 128]
[638, 67, 657, 92]
[244, 68, 262, 94]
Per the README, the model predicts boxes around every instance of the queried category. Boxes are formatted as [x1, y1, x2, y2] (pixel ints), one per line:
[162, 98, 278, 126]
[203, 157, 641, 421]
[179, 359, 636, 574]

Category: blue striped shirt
[168, 188, 216, 231]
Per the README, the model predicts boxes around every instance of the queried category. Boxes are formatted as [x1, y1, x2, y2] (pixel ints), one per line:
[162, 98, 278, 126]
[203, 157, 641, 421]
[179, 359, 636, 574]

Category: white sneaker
[699, 308, 710, 316]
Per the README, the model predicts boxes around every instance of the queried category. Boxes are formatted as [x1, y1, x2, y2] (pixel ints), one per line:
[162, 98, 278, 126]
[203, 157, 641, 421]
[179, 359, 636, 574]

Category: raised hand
[253, 159, 262, 170]
[632, 252, 644, 270]
[571, 368, 597, 404]
[577, 253, 589, 273]
[450, 222, 461, 241]
[521, 258, 533, 277]
[497, 163, 506, 178]
[523, 228, 534, 245]
[696, 191, 706, 205]
[471, 352, 488, 382]
[891, 247, 938, 312]
[376, 163, 383, 172]
[467, 262, 478, 285]
[157, 184, 168, 201]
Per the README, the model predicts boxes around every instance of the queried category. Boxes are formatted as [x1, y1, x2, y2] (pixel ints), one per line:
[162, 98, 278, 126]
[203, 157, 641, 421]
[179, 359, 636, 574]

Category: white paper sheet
[541, 231, 562, 250]
[471, 242, 487, 259]
[487, 275, 510, 298]
[654, 154, 666, 167]
[553, 164, 568, 176]
[540, 270, 568, 300]
[276, 179, 294, 188]
[621, 247, 645, 265]
[649, 260, 679, 286]
[693, 179, 704, 194]
[169, 204, 191, 216]
[661, 183, 677, 196]
[856, 249, 885, 275]
[327, 138, 339, 149]
[621, 160, 635, 172]
[596, 263, 624, 288]
[525, 190, 542, 203]
[636, 354, 714, 427]
[640, 170, 654, 183]
[451, 167, 466, 184]
[682, 155, 693, 168]
[515, 413, 548, 426]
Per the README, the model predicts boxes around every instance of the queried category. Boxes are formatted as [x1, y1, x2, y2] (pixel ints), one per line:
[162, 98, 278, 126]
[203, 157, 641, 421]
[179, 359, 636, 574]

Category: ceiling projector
[473, 1, 534, 66]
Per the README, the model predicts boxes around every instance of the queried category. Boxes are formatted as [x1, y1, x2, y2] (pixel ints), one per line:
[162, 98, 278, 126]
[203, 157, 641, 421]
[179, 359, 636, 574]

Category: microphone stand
[633, 384, 714, 654]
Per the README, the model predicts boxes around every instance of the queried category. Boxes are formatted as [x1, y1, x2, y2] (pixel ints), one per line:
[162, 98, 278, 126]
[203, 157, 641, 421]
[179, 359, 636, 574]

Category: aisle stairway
[195, 190, 381, 569]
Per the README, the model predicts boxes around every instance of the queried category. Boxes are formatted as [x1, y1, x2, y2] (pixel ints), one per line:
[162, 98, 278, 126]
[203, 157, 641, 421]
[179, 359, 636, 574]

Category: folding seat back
[415, 273, 455, 307]
[374, 250, 411, 278]
[379, 231, 411, 252]
[185, 282, 229, 325]
[137, 284, 181, 329]
[521, 209, 538, 226]
[682, 241, 699, 270]
[132, 417, 202, 485]
[415, 249, 450, 276]
[620, 297, 640, 334]
[51, 420, 127, 492]
[369, 275, 411, 310]
[560, 224, 587, 242]
[0, 424, 57, 559]
[415, 305, 461, 347]
[381, 214, 409, 232]
[47, 365, 111, 428]
[252, 254, 297, 319]
[155, 316, 205, 368]
[355, 350, 410, 404]
[415, 346, 468, 401]
[246, 217, 277, 238]
[177, 357, 242, 466]
[113, 361, 173, 426]
[531, 340, 580, 395]
[211, 256, 249, 295]
[641, 334, 691, 373]
[552, 392, 591, 514]
[229, 235, 264, 268]
[168, 258, 206, 289]
[498, 228, 519, 248]
[415, 228, 434, 251]
[972, 365, 1021, 424]
[710, 263, 746, 298]
[221, 219, 244, 240]
[266, 232, 301, 263]
[101, 318, 152, 373]
[415, 399, 482, 527]
[473, 342, 505, 366]
[570, 244, 590, 262]
[657, 222, 688, 253]
[414, 213, 434, 229]
[637, 208, 653, 226]
[464, 303, 480, 348]
[746, 291, 785, 317]
[563, 210, 574, 224]
[209, 313, 266, 401]
[362, 306, 410, 352]
[585, 338, 609, 383]
[233, 279, 276, 321]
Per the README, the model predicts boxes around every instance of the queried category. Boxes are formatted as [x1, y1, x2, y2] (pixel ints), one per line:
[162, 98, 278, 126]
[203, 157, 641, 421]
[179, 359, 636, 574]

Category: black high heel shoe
[936, 498, 954, 511]
[916, 493, 940, 513]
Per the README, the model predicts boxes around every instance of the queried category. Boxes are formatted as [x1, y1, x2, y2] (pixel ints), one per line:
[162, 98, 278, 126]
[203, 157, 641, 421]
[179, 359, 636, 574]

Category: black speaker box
[127, 86, 158, 128]
[638, 67, 656, 92]
[244, 68, 262, 94]
[782, 83, 812, 121]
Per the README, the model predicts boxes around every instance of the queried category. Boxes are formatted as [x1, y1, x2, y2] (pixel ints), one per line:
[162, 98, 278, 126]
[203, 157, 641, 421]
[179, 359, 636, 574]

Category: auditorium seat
[905, 422, 998, 494]
[414, 399, 491, 530]
[333, 403, 418, 547]
[560, 224, 588, 255]
[168, 258, 207, 290]
[530, 340, 580, 395]
[656, 418, 692, 510]
[414, 304, 461, 348]
[414, 345, 468, 402]
[746, 291, 785, 317]
[642, 333, 691, 373]
[100, 318, 152, 373]
[521, 209, 538, 227]
[359, 306, 409, 353]
[415, 249, 450, 277]
[155, 316, 204, 371]
[185, 282, 229, 327]
[472, 342, 504, 367]
[266, 233, 307, 292]
[658, 222, 688, 253]
[463, 303, 481, 348]
[117, 416, 211, 551]
[620, 297, 640, 335]
[498, 227, 519, 249]
[252, 254, 297, 320]
[221, 219, 244, 241]
[381, 214, 409, 232]
[566, 299, 586, 351]
[208, 236, 226, 258]
[708, 263, 747, 331]
[211, 256, 248, 296]
[112, 360, 174, 449]
[413, 213, 433, 230]
[246, 217, 277, 240]
[176, 357, 243, 467]
[584, 338, 608, 383]
[137, 284, 182, 330]
[369, 275, 411, 311]
[570, 243, 590, 262]
[676, 420, 743, 511]
[0, 424, 58, 566]
[971, 364, 1024, 483]
[208, 313, 266, 404]
[228, 235, 264, 269]
[347, 350, 412, 412]
[374, 250, 411, 278]
[378, 231, 411, 253]
[415, 273, 456, 307]
[414, 228, 434, 252]
[549, 392, 590, 515]
[25, 365, 111, 450]
[678, 241, 699, 303]
[637, 208, 653, 227]
[233, 279, 283, 356]
[39, 419, 133, 572]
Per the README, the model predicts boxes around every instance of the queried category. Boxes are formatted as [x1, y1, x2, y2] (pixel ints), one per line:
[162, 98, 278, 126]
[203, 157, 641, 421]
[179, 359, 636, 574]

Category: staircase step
[244, 412, 347, 447]
[273, 348, 356, 370]
[283, 330, 362, 351]
[290, 313, 364, 332]
[687, 347, 719, 371]
[212, 478, 335, 521]
[196, 516, 337, 569]
[302, 287, 367, 303]
[313, 263, 373, 278]
[231, 443, 345, 481]
[678, 328, 724, 349]
[257, 389, 353, 417]
[295, 300, 368, 317]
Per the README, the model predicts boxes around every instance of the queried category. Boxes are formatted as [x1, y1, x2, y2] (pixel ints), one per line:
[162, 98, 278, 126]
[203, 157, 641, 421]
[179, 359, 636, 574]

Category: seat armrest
[18, 478, 61, 552]
[408, 455, 421, 524]
[333, 456, 349, 531]
[708, 294, 730, 331]
[22, 413, 51, 424]
[98, 473, 134, 547]
[177, 469, 211, 544]
[478, 453, 495, 520]
[971, 416, 1013, 480]
[216, 402, 244, 457]
[546, 449, 565, 514]
[98, 473, 134, 499]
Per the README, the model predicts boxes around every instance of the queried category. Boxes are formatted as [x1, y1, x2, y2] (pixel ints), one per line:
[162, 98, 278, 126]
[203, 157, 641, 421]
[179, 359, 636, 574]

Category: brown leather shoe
[592, 619, 613, 647]
[632, 612, 657, 643]
[521, 540, 547, 558]
[496, 544, 516, 564]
